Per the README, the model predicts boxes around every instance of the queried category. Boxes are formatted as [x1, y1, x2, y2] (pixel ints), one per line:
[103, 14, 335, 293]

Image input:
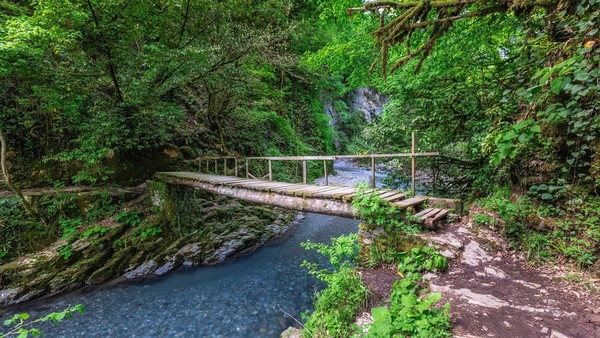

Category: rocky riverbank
[0, 182, 297, 309]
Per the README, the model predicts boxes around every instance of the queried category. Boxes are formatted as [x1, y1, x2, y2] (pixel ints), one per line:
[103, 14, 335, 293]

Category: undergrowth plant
[365, 247, 451, 337]
[476, 187, 599, 269]
[366, 273, 451, 338]
[1, 304, 84, 337]
[396, 246, 447, 276]
[352, 184, 420, 234]
[302, 267, 368, 338]
[301, 234, 368, 337]
[301, 233, 359, 279]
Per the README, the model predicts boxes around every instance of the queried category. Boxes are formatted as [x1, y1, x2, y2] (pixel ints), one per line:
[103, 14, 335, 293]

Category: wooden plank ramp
[154, 172, 451, 223]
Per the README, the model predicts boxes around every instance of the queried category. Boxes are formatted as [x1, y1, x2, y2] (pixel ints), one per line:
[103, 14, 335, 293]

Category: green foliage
[366, 273, 451, 338]
[477, 189, 599, 268]
[397, 246, 448, 276]
[58, 218, 82, 239]
[491, 119, 541, 165]
[352, 184, 420, 233]
[1, 0, 339, 185]
[114, 211, 142, 227]
[140, 227, 162, 238]
[0, 199, 41, 263]
[301, 267, 368, 338]
[80, 226, 108, 239]
[301, 234, 367, 337]
[0, 190, 124, 263]
[1, 304, 84, 338]
[301, 234, 359, 272]
[112, 239, 124, 250]
[56, 244, 73, 261]
[472, 213, 500, 230]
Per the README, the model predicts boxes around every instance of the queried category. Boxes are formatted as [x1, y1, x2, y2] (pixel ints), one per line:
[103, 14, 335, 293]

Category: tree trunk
[0, 126, 37, 218]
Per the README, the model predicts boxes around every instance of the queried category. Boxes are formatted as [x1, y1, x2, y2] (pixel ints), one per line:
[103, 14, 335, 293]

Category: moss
[2, 184, 297, 305]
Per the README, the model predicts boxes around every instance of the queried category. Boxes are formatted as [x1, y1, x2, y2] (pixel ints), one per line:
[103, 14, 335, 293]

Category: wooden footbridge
[155, 171, 453, 225]
[155, 135, 456, 224]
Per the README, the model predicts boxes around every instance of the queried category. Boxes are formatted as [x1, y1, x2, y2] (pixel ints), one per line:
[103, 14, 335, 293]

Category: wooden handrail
[244, 153, 438, 161]
[197, 133, 436, 190]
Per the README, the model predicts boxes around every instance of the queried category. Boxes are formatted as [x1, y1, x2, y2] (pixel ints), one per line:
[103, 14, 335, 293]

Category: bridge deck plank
[430, 209, 449, 223]
[311, 187, 356, 198]
[414, 208, 433, 218]
[393, 197, 427, 208]
[229, 181, 292, 188]
[420, 208, 442, 220]
[383, 192, 409, 202]
[378, 191, 399, 199]
[284, 186, 341, 197]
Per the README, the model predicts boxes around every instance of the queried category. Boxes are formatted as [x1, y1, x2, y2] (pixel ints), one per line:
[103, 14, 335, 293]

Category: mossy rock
[86, 247, 136, 285]
[179, 146, 197, 159]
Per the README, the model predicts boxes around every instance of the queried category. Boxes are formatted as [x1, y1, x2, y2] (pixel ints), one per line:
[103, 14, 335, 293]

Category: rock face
[323, 87, 388, 152]
[346, 87, 388, 123]
[0, 182, 297, 307]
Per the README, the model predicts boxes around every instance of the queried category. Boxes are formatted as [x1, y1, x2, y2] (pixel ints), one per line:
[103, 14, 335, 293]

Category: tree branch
[349, 0, 557, 76]
[87, 0, 124, 102]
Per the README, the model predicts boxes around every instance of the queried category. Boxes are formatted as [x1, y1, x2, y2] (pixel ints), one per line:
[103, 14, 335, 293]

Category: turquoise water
[5, 214, 358, 337]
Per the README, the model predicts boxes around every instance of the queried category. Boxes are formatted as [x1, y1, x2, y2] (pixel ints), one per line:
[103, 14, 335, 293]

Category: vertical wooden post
[411, 132, 416, 193]
[206, 159, 209, 172]
[214, 159, 217, 174]
[371, 156, 376, 188]
[245, 159, 249, 178]
[223, 158, 227, 175]
[198, 159, 202, 172]
[268, 160, 273, 181]
[234, 158, 238, 177]
[323, 160, 328, 186]
[303, 160, 307, 184]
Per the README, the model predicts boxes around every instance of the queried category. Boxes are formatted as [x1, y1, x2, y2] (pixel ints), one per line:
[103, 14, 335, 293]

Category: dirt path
[422, 219, 600, 338]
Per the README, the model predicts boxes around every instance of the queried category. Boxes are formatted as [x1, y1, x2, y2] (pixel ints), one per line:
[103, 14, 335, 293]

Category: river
[4, 214, 358, 337]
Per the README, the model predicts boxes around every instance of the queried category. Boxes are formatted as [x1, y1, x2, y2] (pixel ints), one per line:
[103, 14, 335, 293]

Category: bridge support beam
[157, 176, 357, 218]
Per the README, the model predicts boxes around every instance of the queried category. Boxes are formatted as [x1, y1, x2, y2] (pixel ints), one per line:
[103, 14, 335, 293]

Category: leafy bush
[301, 234, 368, 337]
[56, 244, 73, 261]
[366, 273, 451, 338]
[114, 211, 142, 227]
[476, 190, 599, 269]
[397, 246, 447, 276]
[352, 184, 420, 234]
[301, 267, 368, 338]
[58, 218, 82, 239]
[472, 213, 500, 230]
[80, 226, 108, 239]
[1, 304, 84, 337]
[140, 227, 162, 238]
[301, 234, 359, 272]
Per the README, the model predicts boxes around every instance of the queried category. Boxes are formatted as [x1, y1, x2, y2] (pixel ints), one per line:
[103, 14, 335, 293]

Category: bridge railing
[197, 156, 240, 177]
[195, 133, 438, 191]
[247, 133, 438, 191]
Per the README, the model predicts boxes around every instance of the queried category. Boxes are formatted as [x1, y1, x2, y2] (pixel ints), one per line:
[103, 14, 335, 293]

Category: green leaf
[541, 193, 553, 200]
[502, 130, 518, 141]
[551, 77, 572, 94]
[550, 77, 565, 94]
[527, 85, 542, 95]
[401, 294, 418, 307]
